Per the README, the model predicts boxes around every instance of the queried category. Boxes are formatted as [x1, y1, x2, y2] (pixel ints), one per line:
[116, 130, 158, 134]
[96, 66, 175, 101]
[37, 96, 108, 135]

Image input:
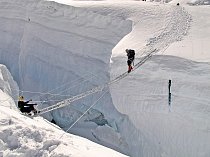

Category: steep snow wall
[0, 64, 18, 109]
[0, 0, 132, 154]
[0, 0, 131, 91]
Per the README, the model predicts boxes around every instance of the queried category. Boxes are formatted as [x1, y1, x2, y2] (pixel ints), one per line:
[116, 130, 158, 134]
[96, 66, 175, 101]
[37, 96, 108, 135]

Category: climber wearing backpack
[126, 49, 135, 73]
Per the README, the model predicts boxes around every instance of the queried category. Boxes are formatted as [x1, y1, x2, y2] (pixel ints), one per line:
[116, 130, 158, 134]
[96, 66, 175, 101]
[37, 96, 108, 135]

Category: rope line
[59, 89, 108, 139]
[37, 48, 158, 116]
[18, 73, 94, 97]
[7, 73, 98, 104]
[37, 74, 98, 107]
[16, 3, 183, 116]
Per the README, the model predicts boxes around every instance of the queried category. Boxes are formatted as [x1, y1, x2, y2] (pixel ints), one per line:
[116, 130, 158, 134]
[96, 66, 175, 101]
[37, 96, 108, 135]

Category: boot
[128, 65, 132, 73]
[33, 110, 37, 115]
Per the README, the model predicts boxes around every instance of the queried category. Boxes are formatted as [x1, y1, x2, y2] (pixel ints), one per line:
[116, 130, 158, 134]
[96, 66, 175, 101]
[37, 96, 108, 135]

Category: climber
[18, 96, 38, 115]
[126, 49, 135, 73]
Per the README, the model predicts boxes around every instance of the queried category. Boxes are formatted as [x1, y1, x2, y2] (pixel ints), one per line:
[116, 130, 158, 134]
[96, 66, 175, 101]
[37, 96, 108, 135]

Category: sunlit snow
[0, 0, 210, 156]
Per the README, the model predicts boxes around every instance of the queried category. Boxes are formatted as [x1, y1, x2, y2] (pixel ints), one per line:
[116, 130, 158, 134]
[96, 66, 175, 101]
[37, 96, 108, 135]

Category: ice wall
[0, 64, 19, 109]
[0, 0, 131, 89]
[0, 0, 132, 154]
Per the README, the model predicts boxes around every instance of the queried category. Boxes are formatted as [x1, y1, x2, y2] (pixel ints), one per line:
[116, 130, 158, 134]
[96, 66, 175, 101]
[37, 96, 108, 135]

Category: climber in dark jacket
[18, 96, 38, 115]
[126, 49, 135, 73]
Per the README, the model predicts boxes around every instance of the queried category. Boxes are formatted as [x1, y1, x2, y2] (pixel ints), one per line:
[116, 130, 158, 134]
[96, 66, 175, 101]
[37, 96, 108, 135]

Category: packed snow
[0, 97, 127, 156]
[0, 0, 210, 156]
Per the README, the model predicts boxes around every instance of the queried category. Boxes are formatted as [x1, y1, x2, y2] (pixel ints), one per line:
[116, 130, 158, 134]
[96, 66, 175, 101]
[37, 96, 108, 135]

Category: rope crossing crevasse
[36, 48, 158, 116]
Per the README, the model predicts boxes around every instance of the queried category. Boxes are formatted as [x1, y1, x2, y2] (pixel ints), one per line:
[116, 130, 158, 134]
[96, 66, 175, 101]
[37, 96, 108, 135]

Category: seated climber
[18, 96, 38, 115]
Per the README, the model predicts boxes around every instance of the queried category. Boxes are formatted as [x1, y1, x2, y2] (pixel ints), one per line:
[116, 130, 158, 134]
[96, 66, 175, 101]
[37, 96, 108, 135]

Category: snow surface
[0, 101, 127, 156]
[0, 0, 133, 155]
[0, 0, 210, 156]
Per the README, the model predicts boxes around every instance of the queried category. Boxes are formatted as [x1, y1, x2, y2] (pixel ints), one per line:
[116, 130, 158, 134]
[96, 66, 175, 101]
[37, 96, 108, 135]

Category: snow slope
[0, 65, 19, 110]
[0, 65, 127, 157]
[0, 0, 135, 155]
[54, 0, 210, 157]
[1, 0, 210, 156]
[0, 96, 127, 156]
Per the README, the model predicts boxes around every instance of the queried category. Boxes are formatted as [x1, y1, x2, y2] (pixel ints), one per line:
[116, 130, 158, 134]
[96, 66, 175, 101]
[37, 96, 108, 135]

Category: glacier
[0, 0, 150, 155]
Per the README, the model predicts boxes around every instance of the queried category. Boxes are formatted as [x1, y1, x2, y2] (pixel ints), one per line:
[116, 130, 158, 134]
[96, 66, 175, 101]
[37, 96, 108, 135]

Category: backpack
[128, 49, 135, 58]
[130, 49, 135, 56]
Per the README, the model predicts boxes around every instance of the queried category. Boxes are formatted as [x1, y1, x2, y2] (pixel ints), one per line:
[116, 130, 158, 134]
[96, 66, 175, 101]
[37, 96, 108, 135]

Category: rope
[12, 72, 99, 104]
[37, 75, 96, 106]
[59, 89, 108, 139]
[14, 1, 180, 116]
[37, 48, 157, 115]
[16, 68, 107, 103]
[19, 73, 92, 97]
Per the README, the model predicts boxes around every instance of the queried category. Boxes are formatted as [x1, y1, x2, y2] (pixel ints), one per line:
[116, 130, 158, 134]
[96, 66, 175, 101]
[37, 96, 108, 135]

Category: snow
[0, 106, 128, 157]
[0, 65, 18, 109]
[0, 0, 210, 156]
[0, 0, 132, 153]
[0, 65, 126, 157]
